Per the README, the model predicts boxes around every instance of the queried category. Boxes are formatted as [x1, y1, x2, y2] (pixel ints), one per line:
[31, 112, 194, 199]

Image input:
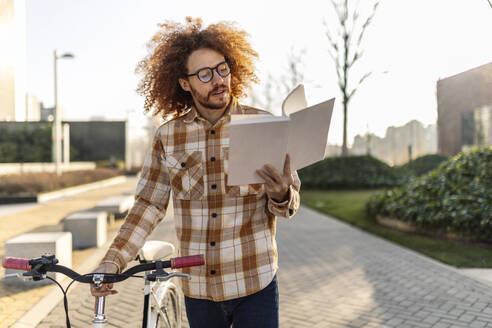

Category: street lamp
[53, 50, 74, 175]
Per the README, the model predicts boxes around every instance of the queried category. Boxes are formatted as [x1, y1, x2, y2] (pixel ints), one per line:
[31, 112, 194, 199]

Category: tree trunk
[341, 96, 349, 156]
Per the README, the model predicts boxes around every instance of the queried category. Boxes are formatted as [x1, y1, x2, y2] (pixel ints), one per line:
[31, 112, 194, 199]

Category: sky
[25, 0, 492, 145]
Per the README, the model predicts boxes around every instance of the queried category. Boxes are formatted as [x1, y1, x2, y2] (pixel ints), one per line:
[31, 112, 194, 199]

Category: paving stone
[423, 316, 441, 325]
[37, 206, 492, 327]
[458, 313, 477, 322]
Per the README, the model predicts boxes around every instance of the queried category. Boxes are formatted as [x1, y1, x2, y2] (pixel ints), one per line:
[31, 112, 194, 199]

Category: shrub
[366, 147, 492, 241]
[398, 154, 449, 177]
[298, 155, 404, 189]
[0, 168, 121, 196]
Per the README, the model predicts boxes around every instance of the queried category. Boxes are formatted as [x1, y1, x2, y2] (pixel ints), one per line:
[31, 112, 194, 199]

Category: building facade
[436, 62, 492, 155]
[351, 120, 437, 165]
[0, 0, 27, 121]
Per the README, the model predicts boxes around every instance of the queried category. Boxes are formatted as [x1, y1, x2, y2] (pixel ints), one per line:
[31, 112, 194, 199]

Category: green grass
[301, 189, 492, 268]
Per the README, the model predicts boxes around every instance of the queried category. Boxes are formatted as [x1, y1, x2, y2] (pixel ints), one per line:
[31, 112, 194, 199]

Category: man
[91, 17, 301, 328]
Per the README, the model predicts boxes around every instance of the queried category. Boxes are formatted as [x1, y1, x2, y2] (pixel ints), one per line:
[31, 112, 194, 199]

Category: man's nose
[211, 70, 225, 85]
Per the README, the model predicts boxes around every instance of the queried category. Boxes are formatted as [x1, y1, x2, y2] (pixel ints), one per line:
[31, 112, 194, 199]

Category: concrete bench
[93, 195, 134, 224]
[4, 232, 72, 286]
[63, 211, 107, 249]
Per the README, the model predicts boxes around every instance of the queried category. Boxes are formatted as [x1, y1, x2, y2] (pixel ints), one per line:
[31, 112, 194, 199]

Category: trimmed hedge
[298, 155, 404, 189]
[0, 123, 52, 163]
[397, 154, 449, 177]
[0, 168, 121, 196]
[366, 147, 492, 241]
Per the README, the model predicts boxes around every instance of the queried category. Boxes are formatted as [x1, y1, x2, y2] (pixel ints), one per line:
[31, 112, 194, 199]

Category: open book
[228, 85, 335, 185]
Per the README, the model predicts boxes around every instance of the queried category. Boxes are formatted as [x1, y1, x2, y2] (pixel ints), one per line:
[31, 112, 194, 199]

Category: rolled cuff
[267, 184, 299, 218]
[100, 248, 127, 273]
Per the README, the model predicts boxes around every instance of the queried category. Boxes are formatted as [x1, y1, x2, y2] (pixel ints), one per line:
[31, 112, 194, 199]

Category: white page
[282, 84, 308, 116]
[228, 119, 290, 185]
[231, 115, 289, 125]
[287, 98, 335, 170]
[230, 114, 272, 122]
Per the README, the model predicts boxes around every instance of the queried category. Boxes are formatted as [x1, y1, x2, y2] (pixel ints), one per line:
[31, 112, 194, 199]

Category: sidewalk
[0, 177, 138, 328]
[37, 205, 492, 328]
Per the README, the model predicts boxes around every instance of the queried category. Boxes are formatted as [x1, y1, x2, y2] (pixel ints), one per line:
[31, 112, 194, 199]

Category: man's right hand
[90, 262, 119, 297]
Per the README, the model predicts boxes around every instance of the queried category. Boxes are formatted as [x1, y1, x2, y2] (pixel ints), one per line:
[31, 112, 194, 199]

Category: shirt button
[210, 156, 216, 162]
[210, 270, 216, 275]
[210, 130, 215, 135]
[211, 213, 217, 218]
[211, 184, 217, 190]
[210, 241, 216, 246]
[180, 162, 186, 168]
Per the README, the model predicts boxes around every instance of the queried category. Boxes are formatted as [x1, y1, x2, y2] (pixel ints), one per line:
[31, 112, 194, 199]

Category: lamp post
[53, 50, 74, 175]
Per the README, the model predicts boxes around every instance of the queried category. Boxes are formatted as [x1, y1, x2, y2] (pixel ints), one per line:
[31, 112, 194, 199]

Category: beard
[189, 83, 231, 110]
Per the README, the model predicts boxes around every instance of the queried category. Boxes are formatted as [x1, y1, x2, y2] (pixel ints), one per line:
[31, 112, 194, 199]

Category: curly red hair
[135, 17, 259, 119]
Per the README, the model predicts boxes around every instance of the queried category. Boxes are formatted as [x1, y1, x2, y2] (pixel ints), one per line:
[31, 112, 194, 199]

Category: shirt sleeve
[267, 170, 301, 219]
[100, 129, 171, 272]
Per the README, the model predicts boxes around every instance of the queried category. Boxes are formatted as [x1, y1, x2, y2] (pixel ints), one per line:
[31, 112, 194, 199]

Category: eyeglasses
[187, 61, 231, 83]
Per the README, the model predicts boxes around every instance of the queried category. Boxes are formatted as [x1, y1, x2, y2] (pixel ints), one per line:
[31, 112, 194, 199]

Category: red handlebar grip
[171, 255, 205, 269]
[2, 257, 31, 271]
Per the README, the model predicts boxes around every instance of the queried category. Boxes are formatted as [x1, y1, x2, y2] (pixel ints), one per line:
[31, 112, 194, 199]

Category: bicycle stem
[92, 274, 107, 325]
[93, 296, 107, 325]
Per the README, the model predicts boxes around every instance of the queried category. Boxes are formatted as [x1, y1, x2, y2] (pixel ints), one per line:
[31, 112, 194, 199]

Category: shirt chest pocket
[164, 151, 204, 200]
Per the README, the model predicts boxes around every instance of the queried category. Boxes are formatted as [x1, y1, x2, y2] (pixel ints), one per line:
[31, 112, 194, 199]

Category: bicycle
[2, 240, 204, 328]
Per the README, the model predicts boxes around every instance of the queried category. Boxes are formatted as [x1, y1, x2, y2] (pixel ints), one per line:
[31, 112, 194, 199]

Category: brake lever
[150, 272, 191, 282]
[1, 272, 40, 281]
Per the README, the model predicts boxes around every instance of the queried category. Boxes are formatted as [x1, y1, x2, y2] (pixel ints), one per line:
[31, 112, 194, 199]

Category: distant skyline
[24, 0, 492, 145]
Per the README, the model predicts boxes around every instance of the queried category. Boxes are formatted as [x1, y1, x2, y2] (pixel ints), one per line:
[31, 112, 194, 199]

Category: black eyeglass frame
[186, 60, 232, 83]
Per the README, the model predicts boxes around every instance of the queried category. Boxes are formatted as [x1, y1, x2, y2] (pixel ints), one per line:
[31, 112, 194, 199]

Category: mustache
[208, 85, 230, 96]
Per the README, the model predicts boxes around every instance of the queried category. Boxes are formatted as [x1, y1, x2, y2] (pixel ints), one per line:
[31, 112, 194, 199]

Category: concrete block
[63, 211, 107, 249]
[4, 232, 72, 286]
[93, 195, 134, 215]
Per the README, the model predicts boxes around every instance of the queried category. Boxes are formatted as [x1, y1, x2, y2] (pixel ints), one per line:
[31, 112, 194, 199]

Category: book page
[228, 119, 290, 185]
[231, 115, 289, 125]
[282, 84, 308, 116]
[230, 114, 273, 122]
[287, 98, 335, 170]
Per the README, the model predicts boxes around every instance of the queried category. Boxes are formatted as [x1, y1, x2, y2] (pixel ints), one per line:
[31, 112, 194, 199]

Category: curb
[11, 232, 117, 328]
[38, 176, 127, 203]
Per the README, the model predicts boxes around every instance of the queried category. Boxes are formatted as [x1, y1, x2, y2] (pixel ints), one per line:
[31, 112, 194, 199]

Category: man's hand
[90, 262, 119, 297]
[256, 154, 294, 202]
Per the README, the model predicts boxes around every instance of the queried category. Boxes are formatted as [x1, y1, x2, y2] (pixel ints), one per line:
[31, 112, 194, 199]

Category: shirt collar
[183, 97, 240, 124]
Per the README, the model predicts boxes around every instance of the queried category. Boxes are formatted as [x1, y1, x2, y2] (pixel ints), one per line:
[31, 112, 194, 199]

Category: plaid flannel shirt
[101, 99, 301, 301]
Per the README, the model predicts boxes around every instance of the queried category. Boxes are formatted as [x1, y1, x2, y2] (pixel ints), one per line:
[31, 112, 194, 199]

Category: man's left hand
[256, 154, 294, 202]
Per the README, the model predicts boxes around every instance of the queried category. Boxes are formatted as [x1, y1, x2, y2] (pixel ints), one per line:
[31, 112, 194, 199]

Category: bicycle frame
[145, 272, 182, 328]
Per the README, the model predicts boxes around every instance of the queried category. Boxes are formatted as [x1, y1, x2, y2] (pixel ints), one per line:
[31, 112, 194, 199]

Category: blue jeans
[184, 275, 279, 328]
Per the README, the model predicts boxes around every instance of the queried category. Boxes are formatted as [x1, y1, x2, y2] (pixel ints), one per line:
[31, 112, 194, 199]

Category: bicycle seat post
[92, 274, 107, 325]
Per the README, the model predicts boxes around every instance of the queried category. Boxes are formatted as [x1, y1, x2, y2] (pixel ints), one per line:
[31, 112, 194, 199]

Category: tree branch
[357, 1, 380, 47]
[488, 0, 492, 8]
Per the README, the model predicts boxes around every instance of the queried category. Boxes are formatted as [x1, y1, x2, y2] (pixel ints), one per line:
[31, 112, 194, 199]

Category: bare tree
[247, 72, 279, 112]
[324, 0, 380, 156]
[250, 47, 306, 114]
[281, 47, 307, 94]
[263, 73, 277, 110]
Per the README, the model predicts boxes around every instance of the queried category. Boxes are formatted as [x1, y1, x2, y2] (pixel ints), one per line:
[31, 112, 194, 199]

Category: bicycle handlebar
[2, 254, 205, 284]
[3, 257, 31, 271]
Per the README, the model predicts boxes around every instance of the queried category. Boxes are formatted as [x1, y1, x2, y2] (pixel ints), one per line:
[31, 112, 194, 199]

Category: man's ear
[178, 78, 191, 92]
